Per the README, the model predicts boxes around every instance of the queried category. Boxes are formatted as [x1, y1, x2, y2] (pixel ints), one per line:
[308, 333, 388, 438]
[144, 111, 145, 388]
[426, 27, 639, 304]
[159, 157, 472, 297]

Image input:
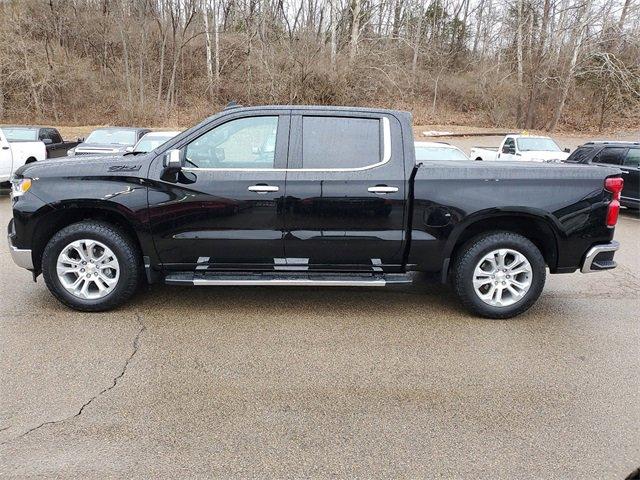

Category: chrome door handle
[621, 170, 629, 174]
[368, 186, 398, 194]
[248, 185, 279, 194]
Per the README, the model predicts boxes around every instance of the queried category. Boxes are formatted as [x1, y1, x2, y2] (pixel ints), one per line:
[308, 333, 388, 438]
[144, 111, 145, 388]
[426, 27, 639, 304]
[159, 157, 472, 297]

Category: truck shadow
[131, 275, 465, 321]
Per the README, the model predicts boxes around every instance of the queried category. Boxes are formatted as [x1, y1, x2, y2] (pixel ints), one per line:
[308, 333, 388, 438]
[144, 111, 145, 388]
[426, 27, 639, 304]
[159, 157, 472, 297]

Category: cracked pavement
[0, 195, 638, 478]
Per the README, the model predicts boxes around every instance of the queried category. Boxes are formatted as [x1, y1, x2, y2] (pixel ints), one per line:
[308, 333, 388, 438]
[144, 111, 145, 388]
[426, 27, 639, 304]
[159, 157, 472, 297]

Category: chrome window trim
[182, 117, 391, 173]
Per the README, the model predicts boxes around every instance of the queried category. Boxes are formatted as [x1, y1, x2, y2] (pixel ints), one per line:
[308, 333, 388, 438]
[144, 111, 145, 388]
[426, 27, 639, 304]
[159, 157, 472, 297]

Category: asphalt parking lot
[0, 193, 638, 478]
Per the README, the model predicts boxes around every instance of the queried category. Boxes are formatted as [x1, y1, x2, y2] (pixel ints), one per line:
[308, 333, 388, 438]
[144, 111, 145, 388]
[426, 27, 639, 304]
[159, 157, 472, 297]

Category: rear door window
[301, 116, 381, 169]
[623, 149, 640, 168]
[593, 147, 626, 165]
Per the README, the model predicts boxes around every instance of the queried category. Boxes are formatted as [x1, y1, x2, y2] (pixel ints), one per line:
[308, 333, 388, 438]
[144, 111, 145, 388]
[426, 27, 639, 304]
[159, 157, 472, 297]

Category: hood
[15, 152, 152, 179]
[518, 150, 571, 162]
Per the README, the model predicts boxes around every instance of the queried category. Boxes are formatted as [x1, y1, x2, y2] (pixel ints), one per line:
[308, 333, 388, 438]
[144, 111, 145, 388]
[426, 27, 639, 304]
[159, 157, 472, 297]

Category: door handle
[368, 186, 398, 194]
[1, 146, 9, 150]
[621, 170, 629, 174]
[248, 185, 279, 194]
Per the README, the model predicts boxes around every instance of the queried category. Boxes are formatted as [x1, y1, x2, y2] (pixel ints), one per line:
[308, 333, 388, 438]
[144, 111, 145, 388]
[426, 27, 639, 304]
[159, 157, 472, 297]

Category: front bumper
[7, 220, 33, 270]
[581, 241, 619, 273]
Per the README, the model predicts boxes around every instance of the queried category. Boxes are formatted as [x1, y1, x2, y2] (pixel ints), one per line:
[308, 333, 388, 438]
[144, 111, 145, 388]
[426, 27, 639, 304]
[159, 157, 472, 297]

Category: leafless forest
[0, 0, 638, 131]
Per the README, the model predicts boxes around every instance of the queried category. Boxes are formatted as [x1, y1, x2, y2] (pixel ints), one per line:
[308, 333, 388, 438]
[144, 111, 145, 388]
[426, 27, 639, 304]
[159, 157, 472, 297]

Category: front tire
[42, 222, 141, 311]
[452, 232, 546, 319]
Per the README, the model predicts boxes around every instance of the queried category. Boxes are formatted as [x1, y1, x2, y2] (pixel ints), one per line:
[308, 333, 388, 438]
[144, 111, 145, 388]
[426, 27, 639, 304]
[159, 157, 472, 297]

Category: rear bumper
[581, 241, 619, 273]
[7, 220, 33, 270]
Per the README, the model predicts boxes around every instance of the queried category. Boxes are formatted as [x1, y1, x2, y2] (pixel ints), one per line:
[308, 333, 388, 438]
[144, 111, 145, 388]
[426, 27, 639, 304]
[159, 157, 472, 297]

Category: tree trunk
[411, 6, 423, 77]
[120, 25, 133, 109]
[548, 26, 584, 131]
[330, 0, 337, 68]
[349, 0, 361, 62]
[515, 0, 524, 127]
[202, 0, 214, 94]
[548, 0, 591, 131]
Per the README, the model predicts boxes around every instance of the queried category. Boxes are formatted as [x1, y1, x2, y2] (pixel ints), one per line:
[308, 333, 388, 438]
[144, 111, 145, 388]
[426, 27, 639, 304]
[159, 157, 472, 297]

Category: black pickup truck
[7, 106, 623, 318]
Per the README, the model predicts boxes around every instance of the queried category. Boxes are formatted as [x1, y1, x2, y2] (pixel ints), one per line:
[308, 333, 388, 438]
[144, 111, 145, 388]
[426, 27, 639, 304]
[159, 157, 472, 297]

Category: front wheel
[452, 232, 546, 319]
[42, 222, 141, 311]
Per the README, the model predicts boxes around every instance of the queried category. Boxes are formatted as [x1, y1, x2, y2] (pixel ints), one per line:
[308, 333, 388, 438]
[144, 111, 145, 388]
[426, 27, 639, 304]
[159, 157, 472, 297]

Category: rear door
[621, 148, 639, 203]
[282, 111, 406, 271]
[147, 110, 289, 271]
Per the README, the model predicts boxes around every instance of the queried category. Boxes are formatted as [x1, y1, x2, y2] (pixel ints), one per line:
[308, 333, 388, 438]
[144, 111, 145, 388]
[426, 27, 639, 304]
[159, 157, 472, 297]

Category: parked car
[8, 106, 623, 319]
[129, 131, 181, 154]
[0, 128, 46, 183]
[414, 141, 469, 161]
[471, 134, 570, 162]
[565, 141, 639, 210]
[0, 126, 80, 158]
[68, 127, 150, 156]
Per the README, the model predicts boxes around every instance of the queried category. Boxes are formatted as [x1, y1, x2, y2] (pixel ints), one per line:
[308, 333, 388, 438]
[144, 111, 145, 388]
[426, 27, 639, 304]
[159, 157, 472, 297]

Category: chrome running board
[164, 272, 412, 287]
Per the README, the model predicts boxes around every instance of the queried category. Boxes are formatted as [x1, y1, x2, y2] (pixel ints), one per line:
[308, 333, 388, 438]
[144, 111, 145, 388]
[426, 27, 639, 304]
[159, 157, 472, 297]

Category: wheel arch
[443, 209, 561, 279]
[31, 201, 146, 272]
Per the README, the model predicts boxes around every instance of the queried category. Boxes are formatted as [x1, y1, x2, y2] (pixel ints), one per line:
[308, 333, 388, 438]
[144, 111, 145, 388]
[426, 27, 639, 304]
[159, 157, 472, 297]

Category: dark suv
[566, 141, 639, 209]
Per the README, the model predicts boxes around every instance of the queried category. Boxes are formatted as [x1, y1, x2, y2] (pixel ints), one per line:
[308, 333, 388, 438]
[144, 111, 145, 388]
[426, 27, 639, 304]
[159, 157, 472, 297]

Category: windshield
[86, 129, 137, 145]
[2, 128, 38, 141]
[415, 145, 468, 161]
[516, 137, 561, 152]
[134, 134, 177, 152]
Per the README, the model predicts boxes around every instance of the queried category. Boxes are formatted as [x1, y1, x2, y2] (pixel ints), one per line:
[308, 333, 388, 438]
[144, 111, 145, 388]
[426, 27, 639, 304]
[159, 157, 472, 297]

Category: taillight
[604, 177, 624, 227]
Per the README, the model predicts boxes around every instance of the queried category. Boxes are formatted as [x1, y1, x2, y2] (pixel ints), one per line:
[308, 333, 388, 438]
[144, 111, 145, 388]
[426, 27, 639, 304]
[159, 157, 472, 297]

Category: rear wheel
[452, 232, 546, 319]
[42, 222, 141, 311]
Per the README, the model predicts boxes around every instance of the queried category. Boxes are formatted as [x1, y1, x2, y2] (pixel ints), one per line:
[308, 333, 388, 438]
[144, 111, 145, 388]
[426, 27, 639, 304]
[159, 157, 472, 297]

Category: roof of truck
[216, 105, 410, 116]
[1, 125, 54, 130]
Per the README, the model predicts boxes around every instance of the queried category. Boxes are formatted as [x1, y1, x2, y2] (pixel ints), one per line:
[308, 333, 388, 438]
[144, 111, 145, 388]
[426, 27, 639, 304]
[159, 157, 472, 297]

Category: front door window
[185, 116, 279, 169]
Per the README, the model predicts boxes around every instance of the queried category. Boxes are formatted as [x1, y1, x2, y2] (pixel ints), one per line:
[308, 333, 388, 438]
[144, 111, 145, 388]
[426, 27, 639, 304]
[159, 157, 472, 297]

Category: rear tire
[452, 231, 546, 319]
[42, 221, 141, 311]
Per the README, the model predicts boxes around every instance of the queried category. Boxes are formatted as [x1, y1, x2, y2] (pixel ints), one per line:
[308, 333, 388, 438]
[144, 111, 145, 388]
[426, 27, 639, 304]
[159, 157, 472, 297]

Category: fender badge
[108, 165, 142, 172]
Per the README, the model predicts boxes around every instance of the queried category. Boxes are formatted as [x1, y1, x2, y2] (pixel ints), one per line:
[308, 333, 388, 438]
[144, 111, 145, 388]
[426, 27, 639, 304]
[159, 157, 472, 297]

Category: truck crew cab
[8, 106, 623, 318]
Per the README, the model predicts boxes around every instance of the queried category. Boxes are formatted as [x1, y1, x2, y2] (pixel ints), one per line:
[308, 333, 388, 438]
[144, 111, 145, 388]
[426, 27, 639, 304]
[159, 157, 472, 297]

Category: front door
[282, 112, 407, 271]
[498, 137, 516, 161]
[147, 112, 289, 271]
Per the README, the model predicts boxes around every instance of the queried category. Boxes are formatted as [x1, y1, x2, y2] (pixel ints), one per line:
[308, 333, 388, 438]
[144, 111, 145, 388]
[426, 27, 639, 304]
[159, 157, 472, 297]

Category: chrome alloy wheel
[56, 239, 120, 299]
[472, 248, 533, 307]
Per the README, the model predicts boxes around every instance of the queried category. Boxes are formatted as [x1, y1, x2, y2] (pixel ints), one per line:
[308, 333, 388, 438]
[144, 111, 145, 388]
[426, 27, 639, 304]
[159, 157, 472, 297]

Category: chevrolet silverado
[7, 106, 623, 318]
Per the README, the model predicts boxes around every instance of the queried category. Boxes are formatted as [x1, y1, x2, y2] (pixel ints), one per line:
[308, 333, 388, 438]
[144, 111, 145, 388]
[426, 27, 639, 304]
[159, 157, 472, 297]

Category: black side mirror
[42, 138, 53, 145]
[163, 149, 183, 170]
[564, 148, 570, 153]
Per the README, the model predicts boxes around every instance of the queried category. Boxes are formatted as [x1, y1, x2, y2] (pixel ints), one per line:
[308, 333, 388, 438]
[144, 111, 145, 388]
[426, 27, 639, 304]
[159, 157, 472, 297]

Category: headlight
[67, 148, 76, 156]
[11, 177, 32, 198]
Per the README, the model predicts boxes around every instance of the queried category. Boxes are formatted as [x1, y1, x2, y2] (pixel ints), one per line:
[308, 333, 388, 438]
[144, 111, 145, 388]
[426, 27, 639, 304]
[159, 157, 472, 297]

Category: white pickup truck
[470, 134, 570, 163]
[0, 128, 46, 183]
